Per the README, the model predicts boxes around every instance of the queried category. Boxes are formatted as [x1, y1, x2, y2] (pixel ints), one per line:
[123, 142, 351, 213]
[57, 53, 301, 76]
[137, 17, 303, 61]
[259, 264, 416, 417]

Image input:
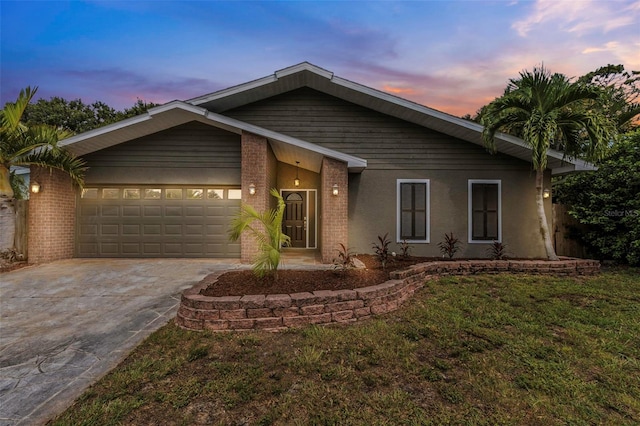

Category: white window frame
[468, 179, 502, 244]
[396, 179, 430, 243]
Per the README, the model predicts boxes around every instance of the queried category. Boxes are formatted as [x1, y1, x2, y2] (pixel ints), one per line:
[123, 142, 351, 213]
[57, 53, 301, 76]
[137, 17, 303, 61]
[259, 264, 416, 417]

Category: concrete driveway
[0, 258, 241, 426]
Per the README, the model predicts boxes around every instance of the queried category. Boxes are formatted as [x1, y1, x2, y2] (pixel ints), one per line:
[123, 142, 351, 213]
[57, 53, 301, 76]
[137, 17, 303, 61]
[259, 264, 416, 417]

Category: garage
[77, 186, 241, 257]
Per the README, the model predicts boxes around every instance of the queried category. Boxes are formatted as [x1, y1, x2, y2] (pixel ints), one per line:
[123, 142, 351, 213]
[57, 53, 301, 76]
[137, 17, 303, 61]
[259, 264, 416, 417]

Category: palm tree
[481, 66, 616, 260]
[229, 188, 291, 278]
[1, 86, 86, 252]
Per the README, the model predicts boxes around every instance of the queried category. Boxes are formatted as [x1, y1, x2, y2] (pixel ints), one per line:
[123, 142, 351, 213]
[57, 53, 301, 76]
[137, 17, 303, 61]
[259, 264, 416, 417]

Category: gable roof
[61, 62, 594, 175]
[59, 101, 367, 173]
[189, 62, 595, 175]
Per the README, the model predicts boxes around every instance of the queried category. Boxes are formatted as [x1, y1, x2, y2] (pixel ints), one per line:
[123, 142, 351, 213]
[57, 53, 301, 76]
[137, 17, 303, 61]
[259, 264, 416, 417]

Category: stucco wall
[348, 168, 553, 259]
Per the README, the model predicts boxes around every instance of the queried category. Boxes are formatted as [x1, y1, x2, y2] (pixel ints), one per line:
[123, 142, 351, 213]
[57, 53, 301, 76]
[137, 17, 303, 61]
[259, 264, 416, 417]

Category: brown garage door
[77, 186, 241, 257]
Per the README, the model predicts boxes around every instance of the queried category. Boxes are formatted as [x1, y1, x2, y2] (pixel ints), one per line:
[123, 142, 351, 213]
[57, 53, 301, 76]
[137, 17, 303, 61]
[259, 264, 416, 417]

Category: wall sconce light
[332, 183, 339, 196]
[543, 188, 550, 199]
[248, 183, 256, 195]
[30, 181, 41, 194]
[294, 161, 300, 187]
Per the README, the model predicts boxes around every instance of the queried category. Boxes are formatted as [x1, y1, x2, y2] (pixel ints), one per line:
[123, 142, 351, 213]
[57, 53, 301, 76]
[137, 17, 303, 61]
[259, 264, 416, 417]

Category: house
[27, 63, 594, 264]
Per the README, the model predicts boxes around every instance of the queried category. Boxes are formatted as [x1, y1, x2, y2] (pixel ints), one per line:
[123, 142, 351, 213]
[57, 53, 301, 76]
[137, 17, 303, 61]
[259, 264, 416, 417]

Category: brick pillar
[28, 166, 76, 264]
[320, 157, 348, 263]
[240, 132, 271, 263]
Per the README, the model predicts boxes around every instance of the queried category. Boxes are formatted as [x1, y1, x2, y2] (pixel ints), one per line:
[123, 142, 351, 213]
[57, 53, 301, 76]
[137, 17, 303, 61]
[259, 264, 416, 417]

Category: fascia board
[59, 113, 153, 148]
[187, 75, 278, 106]
[275, 62, 334, 79]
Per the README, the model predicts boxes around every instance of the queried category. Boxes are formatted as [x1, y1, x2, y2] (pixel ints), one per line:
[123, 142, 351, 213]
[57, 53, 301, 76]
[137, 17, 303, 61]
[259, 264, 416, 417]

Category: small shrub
[438, 232, 462, 259]
[398, 240, 412, 258]
[333, 243, 355, 273]
[372, 233, 393, 270]
[487, 241, 508, 260]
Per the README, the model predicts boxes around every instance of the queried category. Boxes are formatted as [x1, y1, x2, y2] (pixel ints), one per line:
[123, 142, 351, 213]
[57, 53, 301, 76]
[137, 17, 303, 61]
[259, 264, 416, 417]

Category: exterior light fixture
[543, 188, 550, 199]
[332, 183, 339, 196]
[30, 181, 41, 194]
[249, 183, 256, 195]
[294, 161, 300, 187]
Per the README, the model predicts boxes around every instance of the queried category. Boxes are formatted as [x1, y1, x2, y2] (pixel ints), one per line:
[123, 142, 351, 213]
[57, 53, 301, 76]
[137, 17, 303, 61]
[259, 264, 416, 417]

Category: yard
[50, 268, 639, 425]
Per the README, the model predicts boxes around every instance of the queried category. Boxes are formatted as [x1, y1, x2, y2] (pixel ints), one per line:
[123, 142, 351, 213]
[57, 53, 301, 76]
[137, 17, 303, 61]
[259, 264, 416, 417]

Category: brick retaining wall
[176, 258, 600, 332]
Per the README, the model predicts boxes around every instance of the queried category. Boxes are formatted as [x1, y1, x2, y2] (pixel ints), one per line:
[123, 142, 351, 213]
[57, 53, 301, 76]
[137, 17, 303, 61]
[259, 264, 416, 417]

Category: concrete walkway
[0, 258, 243, 426]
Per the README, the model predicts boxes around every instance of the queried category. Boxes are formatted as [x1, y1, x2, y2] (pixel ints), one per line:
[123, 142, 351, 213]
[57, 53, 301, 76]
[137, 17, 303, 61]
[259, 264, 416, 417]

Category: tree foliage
[481, 65, 616, 260]
[21, 96, 159, 134]
[577, 64, 640, 132]
[0, 86, 87, 250]
[554, 130, 640, 265]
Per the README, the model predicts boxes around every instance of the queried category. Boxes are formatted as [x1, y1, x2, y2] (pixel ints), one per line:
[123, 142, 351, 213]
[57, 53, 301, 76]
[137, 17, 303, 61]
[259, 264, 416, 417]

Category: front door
[282, 191, 306, 248]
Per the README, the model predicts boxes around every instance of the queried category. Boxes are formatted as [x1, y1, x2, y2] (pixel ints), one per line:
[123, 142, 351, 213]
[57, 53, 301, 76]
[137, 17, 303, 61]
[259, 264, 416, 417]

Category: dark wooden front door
[283, 191, 306, 248]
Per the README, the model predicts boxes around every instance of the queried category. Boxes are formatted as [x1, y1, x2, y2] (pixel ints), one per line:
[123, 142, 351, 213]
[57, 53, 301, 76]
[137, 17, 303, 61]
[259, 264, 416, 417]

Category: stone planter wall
[176, 258, 600, 332]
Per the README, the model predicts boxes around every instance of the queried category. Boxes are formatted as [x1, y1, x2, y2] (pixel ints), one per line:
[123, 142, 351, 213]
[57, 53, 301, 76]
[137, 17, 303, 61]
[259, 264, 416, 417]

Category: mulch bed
[200, 255, 434, 297]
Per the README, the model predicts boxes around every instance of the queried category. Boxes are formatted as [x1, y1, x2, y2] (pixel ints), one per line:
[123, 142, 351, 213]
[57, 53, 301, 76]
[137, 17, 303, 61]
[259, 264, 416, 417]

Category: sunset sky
[1, 0, 639, 118]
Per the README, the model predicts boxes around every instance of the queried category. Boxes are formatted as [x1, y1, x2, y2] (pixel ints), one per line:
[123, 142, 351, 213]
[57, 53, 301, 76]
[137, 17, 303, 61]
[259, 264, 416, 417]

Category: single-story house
[27, 62, 593, 264]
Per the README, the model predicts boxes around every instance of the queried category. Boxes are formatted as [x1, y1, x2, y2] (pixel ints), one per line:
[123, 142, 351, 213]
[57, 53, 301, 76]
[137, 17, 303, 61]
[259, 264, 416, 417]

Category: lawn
[50, 268, 639, 425]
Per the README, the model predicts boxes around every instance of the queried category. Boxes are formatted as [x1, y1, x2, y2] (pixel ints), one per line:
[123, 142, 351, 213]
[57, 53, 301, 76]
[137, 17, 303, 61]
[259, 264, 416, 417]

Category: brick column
[320, 157, 348, 263]
[240, 132, 271, 263]
[28, 166, 77, 264]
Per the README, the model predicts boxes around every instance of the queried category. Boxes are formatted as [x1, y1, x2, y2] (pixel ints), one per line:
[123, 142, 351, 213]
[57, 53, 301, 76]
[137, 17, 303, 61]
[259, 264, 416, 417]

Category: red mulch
[200, 255, 432, 297]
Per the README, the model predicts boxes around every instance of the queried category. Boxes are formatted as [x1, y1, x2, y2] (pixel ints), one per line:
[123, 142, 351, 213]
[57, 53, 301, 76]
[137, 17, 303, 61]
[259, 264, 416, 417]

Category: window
[144, 189, 161, 199]
[123, 189, 140, 199]
[397, 179, 430, 243]
[207, 189, 224, 200]
[81, 188, 98, 199]
[228, 189, 242, 200]
[102, 188, 119, 199]
[165, 189, 182, 199]
[186, 189, 204, 199]
[468, 180, 501, 243]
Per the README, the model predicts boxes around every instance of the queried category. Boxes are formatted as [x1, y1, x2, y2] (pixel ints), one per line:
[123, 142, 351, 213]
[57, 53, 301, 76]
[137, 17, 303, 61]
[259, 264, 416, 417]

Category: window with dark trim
[397, 180, 429, 242]
[468, 180, 501, 242]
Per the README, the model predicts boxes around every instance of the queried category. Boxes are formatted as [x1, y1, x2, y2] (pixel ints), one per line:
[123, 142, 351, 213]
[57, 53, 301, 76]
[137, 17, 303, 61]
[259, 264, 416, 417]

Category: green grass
[51, 268, 640, 425]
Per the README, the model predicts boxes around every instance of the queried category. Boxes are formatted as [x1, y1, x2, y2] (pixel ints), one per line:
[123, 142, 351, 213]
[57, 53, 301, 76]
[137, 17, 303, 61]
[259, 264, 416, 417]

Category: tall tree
[22, 97, 159, 134]
[577, 64, 640, 132]
[0, 87, 86, 251]
[481, 66, 616, 260]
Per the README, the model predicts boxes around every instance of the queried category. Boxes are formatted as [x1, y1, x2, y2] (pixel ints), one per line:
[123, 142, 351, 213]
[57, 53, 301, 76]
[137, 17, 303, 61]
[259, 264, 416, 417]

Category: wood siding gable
[224, 88, 529, 171]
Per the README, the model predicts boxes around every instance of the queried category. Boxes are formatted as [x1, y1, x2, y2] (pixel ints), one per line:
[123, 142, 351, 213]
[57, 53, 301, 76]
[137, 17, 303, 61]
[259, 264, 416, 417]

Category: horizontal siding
[225, 88, 528, 170]
[84, 121, 240, 168]
[83, 121, 241, 184]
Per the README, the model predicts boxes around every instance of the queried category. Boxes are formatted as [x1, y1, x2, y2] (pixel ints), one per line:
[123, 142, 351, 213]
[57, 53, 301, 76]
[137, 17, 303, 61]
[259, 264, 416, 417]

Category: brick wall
[240, 132, 272, 263]
[28, 166, 76, 264]
[320, 157, 348, 263]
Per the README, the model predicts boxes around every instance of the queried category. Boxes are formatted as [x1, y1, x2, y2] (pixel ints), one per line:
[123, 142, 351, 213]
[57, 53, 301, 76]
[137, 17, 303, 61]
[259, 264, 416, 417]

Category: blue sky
[1, 0, 639, 117]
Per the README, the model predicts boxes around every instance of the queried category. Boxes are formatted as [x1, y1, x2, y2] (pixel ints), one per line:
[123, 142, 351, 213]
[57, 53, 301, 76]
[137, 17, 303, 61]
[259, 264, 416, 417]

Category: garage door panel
[165, 206, 182, 216]
[186, 206, 205, 216]
[101, 224, 119, 236]
[164, 243, 182, 255]
[100, 243, 119, 255]
[185, 224, 204, 235]
[144, 206, 162, 217]
[143, 243, 161, 255]
[122, 206, 141, 217]
[80, 224, 98, 237]
[165, 224, 182, 235]
[122, 243, 141, 254]
[101, 206, 119, 217]
[81, 205, 99, 216]
[143, 224, 162, 235]
[206, 224, 223, 235]
[78, 186, 240, 258]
